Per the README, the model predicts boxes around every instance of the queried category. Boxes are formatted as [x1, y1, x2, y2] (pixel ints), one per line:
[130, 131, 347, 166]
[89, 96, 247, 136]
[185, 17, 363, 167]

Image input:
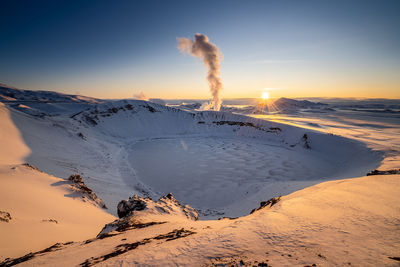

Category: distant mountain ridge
[0, 83, 102, 104]
[274, 97, 327, 109]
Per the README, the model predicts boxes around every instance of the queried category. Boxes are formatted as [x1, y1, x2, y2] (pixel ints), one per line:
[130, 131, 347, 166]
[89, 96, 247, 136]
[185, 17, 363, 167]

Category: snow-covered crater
[0, 85, 383, 218]
[66, 100, 382, 218]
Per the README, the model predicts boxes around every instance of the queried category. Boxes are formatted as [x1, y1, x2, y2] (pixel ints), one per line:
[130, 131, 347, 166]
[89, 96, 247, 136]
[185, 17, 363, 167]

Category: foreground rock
[0, 211, 11, 222]
[98, 193, 198, 237]
[117, 193, 198, 220]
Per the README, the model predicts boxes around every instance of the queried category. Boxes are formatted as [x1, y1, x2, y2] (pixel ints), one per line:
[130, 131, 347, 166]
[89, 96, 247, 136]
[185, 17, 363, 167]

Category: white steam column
[177, 33, 223, 111]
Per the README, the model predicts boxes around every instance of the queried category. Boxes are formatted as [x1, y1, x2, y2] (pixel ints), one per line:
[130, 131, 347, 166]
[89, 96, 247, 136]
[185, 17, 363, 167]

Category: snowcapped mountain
[218, 97, 331, 115]
[0, 83, 101, 104]
[273, 97, 326, 109]
[0, 83, 103, 117]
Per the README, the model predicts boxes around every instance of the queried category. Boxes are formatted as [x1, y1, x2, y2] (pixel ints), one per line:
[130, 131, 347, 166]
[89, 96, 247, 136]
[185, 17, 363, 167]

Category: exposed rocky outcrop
[77, 132, 86, 140]
[97, 220, 166, 239]
[366, 169, 400, 176]
[117, 195, 147, 218]
[41, 219, 58, 224]
[72, 100, 169, 126]
[21, 163, 41, 172]
[302, 134, 311, 149]
[210, 257, 271, 267]
[117, 193, 198, 220]
[211, 120, 281, 133]
[82, 228, 196, 267]
[290, 133, 311, 149]
[68, 174, 107, 209]
[0, 242, 67, 266]
[0, 211, 12, 222]
[98, 193, 198, 238]
[250, 197, 281, 214]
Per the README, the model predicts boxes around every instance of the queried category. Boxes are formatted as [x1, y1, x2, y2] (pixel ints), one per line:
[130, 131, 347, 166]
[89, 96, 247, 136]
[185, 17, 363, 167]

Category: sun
[261, 91, 270, 100]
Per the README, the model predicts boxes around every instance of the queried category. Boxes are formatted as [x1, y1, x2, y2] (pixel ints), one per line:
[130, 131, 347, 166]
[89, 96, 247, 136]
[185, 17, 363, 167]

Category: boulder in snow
[98, 193, 198, 238]
[0, 211, 12, 222]
[117, 193, 198, 220]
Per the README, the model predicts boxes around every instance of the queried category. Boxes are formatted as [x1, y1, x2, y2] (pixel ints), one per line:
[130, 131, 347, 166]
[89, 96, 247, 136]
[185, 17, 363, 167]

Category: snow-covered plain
[0, 85, 399, 266]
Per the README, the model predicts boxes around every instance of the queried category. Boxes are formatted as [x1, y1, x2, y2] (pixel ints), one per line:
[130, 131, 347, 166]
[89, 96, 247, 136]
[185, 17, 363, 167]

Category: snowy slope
[0, 103, 115, 260]
[5, 174, 399, 267]
[0, 83, 103, 116]
[0, 83, 101, 104]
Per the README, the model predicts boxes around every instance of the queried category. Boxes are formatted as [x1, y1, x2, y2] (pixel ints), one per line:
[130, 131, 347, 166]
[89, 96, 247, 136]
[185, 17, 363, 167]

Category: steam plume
[133, 91, 148, 101]
[178, 34, 223, 111]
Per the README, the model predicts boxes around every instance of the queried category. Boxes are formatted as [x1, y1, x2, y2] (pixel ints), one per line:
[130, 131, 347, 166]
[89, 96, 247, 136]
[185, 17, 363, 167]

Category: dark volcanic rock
[211, 120, 282, 133]
[98, 193, 198, 237]
[366, 169, 400, 176]
[22, 163, 41, 171]
[116, 193, 198, 220]
[0, 243, 64, 266]
[84, 115, 98, 126]
[42, 219, 58, 224]
[97, 220, 166, 239]
[125, 104, 133, 110]
[302, 134, 311, 149]
[290, 134, 311, 149]
[68, 174, 107, 209]
[117, 195, 148, 218]
[82, 228, 196, 267]
[250, 197, 281, 214]
[68, 174, 85, 184]
[212, 120, 264, 131]
[0, 211, 12, 222]
[389, 256, 400, 262]
[153, 228, 195, 241]
[78, 132, 86, 140]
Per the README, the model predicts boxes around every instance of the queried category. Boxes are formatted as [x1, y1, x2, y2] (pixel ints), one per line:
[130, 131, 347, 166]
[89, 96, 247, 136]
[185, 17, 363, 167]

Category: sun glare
[261, 92, 269, 100]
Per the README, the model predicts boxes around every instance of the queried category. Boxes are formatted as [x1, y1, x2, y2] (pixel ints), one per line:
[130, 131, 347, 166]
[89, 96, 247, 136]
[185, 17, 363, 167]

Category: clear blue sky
[1, 0, 399, 99]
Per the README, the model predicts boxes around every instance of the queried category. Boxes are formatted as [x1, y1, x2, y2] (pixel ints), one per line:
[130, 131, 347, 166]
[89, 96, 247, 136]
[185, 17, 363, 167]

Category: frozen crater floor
[127, 135, 380, 218]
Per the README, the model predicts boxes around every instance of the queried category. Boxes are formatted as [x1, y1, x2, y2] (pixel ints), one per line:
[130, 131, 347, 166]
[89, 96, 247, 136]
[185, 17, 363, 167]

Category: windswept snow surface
[128, 135, 379, 217]
[9, 174, 400, 267]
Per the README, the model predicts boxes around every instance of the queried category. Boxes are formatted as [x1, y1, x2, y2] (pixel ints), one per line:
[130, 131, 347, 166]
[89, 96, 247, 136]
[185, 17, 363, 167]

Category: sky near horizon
[1, 0, 399, 99]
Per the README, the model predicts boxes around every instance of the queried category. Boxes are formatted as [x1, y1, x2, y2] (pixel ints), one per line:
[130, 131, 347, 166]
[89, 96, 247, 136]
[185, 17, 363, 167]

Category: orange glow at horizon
[17, 74, 400, 100]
